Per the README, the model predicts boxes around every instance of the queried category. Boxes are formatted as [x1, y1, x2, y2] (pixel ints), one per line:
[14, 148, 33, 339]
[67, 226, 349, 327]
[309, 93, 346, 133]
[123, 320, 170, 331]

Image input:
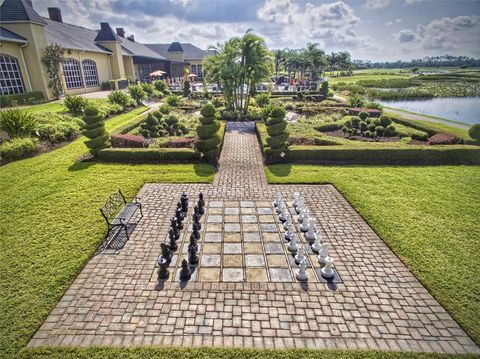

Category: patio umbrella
[187, 73, 197, 78]
[149, 70, 166, 77]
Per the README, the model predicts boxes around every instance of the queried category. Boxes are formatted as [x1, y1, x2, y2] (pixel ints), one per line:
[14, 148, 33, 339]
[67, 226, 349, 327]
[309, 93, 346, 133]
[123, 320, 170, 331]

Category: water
[382, 97, 480, 125]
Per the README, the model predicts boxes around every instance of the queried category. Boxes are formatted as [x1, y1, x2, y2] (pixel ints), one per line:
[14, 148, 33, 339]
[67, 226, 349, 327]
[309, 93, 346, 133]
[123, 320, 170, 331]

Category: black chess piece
[192, 223, 200, 240]
[160, 243, 172, 264]
[181, 193, 189, 212]
[198, 200, 205, 215]
[193, 212, 202, 230]
[179, 259, 191, 281]
[188, 246, 199, 265]
[198, 192, 205, 206]
[170, 217, 178, 230]
[176, 215, 184, 230]
[157, 257, 169, 280]
[175, 207, 184, 221]
[189, 232, 197, 243]
[169, 231, 178, 251]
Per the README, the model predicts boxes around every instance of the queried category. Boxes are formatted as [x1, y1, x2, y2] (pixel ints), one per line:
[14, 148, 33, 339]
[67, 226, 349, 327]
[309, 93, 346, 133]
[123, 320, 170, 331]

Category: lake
[383, 97, 480, 125]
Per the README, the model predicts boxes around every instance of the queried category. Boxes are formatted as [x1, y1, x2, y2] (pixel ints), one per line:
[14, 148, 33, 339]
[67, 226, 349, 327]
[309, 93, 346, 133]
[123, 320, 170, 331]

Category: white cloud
[405, 0, 423, 4]
[257, 0, 299, 25]
[385, 18, 403, 26]
[391, 15, 480, 55]
[364, 0, 390, 9]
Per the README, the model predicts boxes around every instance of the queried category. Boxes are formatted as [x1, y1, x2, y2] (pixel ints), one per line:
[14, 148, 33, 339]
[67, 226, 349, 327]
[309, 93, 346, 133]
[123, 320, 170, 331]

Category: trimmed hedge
[287, 145, 480, 165]
[96, 148, 200, 163]
[0, 91, 44, 108]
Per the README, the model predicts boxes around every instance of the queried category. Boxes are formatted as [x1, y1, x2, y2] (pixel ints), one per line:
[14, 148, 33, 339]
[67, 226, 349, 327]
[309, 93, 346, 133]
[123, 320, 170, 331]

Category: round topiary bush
[385, 125, 397, 137]
[358, 111, 369, 120]
[265, 106, 288, 162]
[140, 113, 159, 138]
[375, 126, 385, 136]
[379, 115, 392, 127]
[82, 105, 109, 155]
[468, 123, 480, 140]
[195, 104, 221, 164]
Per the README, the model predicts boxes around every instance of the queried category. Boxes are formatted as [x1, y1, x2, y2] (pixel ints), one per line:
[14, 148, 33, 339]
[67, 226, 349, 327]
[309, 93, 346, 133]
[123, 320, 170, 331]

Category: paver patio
[28, 122, 479, 354]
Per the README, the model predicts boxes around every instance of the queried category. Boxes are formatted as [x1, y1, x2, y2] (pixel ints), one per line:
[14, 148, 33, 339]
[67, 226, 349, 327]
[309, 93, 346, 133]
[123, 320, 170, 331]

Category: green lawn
[23, 101, 66, 114]
[266, 164, 480, 345]
[0, 106, 214, 357]
[18, 347, 479, 359]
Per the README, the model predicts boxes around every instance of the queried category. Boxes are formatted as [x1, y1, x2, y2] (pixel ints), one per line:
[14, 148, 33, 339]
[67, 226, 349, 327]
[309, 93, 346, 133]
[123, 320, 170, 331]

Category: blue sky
[32, 0, 480, 61]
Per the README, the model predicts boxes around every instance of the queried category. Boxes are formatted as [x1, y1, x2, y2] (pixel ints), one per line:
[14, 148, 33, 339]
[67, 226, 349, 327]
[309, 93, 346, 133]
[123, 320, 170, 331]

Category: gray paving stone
[243, 232, 261, 242]
[269, 268, 293, 282]
[245, 255, 265, 267]
[201, 255, 221, 267]
[224, 243, 242, 254]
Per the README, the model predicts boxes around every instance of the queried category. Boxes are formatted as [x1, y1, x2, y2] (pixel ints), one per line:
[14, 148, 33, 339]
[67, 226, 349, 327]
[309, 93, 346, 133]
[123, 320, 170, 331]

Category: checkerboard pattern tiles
[160, 200, 333, 283]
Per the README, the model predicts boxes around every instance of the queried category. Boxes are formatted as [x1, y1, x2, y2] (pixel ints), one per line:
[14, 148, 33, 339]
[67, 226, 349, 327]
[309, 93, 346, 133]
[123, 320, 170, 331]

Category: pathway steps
[28, 122, 479, 354]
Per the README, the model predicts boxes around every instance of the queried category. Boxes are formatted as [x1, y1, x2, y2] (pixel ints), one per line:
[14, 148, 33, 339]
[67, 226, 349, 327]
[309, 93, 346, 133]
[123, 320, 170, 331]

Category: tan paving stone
[223, 255, 243, 267]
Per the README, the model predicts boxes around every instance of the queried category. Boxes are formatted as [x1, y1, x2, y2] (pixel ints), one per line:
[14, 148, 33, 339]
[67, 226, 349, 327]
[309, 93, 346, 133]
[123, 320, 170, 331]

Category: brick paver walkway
[29, 122, 479, 354]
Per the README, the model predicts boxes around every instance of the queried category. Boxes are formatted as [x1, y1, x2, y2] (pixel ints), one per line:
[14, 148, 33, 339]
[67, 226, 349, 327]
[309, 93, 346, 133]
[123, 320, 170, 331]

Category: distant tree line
[353, 55, 480, 69]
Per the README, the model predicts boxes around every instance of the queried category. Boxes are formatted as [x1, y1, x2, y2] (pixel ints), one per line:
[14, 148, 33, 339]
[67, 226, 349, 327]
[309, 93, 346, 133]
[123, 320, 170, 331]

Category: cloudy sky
[32, 0, 480, 61]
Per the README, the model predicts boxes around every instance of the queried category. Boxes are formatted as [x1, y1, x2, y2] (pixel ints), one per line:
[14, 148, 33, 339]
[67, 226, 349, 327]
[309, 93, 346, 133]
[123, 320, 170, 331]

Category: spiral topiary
[82, 105, 109, 155]
[265, 106, 288, 162]
[195, 103, 221, 164]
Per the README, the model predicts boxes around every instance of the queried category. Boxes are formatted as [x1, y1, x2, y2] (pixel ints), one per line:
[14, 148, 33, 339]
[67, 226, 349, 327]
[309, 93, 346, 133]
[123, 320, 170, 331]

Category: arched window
[0, 55, 25, 95]
[82, 59, 99, 87]
[63, 59, 83, 89]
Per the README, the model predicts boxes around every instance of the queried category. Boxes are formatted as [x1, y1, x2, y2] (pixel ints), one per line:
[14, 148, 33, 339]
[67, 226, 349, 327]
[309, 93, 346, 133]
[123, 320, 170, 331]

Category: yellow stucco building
[0, 0, 213, 101]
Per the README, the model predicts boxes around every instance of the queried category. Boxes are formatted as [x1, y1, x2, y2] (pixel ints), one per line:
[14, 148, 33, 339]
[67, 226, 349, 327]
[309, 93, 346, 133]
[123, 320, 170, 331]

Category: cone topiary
[195, 103, 221, 164]
[82, 105, 109, 155]
[265, 106, 288, 162]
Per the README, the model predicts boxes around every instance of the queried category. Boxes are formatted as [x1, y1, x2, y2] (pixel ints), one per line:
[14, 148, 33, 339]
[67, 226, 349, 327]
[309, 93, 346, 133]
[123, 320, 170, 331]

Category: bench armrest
[134, 196, 141, 204]
[118, 217, 127, 225]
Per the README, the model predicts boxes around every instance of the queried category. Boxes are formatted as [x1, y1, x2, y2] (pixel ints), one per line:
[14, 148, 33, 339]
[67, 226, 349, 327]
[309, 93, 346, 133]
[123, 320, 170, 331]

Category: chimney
[116, 27, 125, 37]
[47, 7, 63, 22]
[25, 0, 33, 8]
[127, 34, 135, 42]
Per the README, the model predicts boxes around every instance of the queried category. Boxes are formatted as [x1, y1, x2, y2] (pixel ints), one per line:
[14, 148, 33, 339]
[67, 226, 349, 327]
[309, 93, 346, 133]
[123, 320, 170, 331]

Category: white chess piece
[284, 223, 294, 241]
[279, 207, 289, 221]
[321, 257, 335, 279]
[311, 234, 322, 252]
[295, 199, 305, 214]
[300, 216, 311, 232]
[317, 243, 330, 265]
[297, 208, 308, 223]
[276, 200, 285, 214]
[292, 192, 301, 207]
[273, 193, 282, 207]
[296, 260, 308, 281]
[304, 220, 318, 241]
[294, 245, 306, 264]
[287, 233, 298, 251]
[283, 216, 293, 230]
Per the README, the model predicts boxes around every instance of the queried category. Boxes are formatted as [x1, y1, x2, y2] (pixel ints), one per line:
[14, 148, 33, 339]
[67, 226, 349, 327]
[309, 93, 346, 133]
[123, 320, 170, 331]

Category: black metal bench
[100, 189, 142, 241]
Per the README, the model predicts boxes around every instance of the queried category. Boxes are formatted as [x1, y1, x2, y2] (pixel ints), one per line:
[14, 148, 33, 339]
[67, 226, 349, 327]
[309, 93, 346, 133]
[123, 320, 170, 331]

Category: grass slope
[19, 347, 480, 359]
[0, 106, 214, 357]
[266, 165, 480, 344]
[23, 101, 66, 114]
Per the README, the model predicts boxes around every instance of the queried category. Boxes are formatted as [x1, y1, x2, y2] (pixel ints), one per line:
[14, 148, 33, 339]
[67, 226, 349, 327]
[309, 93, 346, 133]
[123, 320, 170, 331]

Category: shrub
[159, 103, 171, 115]
[97, 147, 200, 163]
[428, 133, 459, 145]
[111, 134, 144, 148]
[0, 91, 44, 108]
[348, 108, 381, 118]
[100, 81, 111, 91]
[153, 80, 167, 93]
[158, 114, 187, 137]
[313, 136, 340, 146]
[265, 106, 288, 163]
[321, 81, 329, 96]
[385, 125, 396, 137]
[165, 94, 181, 107]
[358, 111, 369, 121]
[468, 124, 480, 140]
[375, 126, 385, 136]
[367, 123, 376, 131]
[365, 100, 384, 111]
[0, 137, 39, 162]
[162, 137, 196, 148]
[151, 90, 164, 100]
[108, 90, 133, 107]
[211, 97, 224, 108]
[195, 103, 221, 164]
[63, 95, 88, 115]
[0, 109, 37, 138]
[141, 82, 155, 95]
[359, 121, 368, 132]
[140, 113, 159, 138]
[128, 85, 147, 105]
[35, 112, 82, 143]
[183, 80, 191, 97]
[315, 122, 343, 132]
[347, 96, 366, 108]
[287, 146, 480, 165]
[82, 105, 109, 155]
[379, 115, 392, 127]
[255, 93, 270, 107]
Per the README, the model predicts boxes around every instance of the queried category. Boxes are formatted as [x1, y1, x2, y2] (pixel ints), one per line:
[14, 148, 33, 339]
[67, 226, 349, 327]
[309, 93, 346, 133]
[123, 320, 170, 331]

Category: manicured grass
[329, 73, 411, 85]
[19, 347, 479, 359]
[23, 101, 66, 114]
[266, 165, 480, 344]
[0, 106, 214, 357]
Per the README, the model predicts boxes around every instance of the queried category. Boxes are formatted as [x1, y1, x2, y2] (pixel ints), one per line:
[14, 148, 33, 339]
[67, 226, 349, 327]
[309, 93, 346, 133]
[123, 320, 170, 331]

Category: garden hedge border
[287, 145, 480, 165]
[96, 148, 201, 163]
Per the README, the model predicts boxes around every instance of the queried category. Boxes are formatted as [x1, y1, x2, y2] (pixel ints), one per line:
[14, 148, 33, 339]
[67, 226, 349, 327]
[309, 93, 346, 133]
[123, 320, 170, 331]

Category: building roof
[167, 42, 183, 52]
[43, 18, 113, 54]
[94, 22, 121, 42]
[120, 37, 167, 61]
[146, 42, 215, 60]
[0, 26, 28, 43]
[0, 0, 47, 25]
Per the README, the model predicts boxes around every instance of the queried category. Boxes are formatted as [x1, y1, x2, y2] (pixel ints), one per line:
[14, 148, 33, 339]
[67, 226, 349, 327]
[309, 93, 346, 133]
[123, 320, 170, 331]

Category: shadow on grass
[266, 163, 292, 177]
